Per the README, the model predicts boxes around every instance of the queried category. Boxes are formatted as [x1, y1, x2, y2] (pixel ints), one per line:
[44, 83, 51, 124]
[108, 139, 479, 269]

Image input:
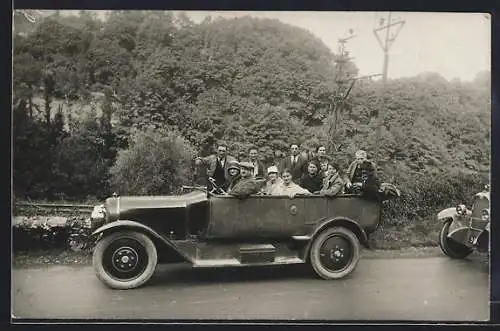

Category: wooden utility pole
[373, 12, 405, 161]
[328, 30, 356, 151]
[328, 30, 384, 152]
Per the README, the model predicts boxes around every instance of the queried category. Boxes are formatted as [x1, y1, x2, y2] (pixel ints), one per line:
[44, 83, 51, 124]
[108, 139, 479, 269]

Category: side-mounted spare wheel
[93, 231, 158, 289]
[439, 219, 473, 259]
[309, 227, 360, 280]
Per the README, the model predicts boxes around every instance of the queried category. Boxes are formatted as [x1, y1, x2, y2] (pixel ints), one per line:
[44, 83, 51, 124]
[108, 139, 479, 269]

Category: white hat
[267, 165, 278, 174]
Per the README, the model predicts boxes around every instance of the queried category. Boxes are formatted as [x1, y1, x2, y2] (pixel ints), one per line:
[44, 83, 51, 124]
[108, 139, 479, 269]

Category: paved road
[12, 256, 489, 321]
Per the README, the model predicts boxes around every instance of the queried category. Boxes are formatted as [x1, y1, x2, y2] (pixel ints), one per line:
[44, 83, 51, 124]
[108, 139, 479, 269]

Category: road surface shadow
[145, 254, 489, 288]
[456, 254, 489, 274]
[147, 263, 317, 287]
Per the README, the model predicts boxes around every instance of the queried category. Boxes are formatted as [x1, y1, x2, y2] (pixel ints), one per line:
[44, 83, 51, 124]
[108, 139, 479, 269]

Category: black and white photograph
[11, 10, 491, 321]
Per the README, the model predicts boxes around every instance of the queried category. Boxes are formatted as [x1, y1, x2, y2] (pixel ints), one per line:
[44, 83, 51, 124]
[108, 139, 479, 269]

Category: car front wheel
[439, 220, 473, 259]
[93, 231, 158, 289]
[309, 227, 360, 280]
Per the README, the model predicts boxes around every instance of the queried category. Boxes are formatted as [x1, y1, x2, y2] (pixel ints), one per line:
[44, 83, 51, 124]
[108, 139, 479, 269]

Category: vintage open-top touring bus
[89, 183, 398, 289]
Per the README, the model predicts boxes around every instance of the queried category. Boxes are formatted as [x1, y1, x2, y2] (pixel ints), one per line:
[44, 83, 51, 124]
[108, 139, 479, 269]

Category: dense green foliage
[109, 129, 196, 195]
[12, 11, 490, 246]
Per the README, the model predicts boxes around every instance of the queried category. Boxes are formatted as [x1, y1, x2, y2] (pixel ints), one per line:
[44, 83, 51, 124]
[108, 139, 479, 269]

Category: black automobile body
[89, 186, 397, 289]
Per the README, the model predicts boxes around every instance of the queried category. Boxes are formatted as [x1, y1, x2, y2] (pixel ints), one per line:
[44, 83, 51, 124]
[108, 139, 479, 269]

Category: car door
[205, 195, 305, 239]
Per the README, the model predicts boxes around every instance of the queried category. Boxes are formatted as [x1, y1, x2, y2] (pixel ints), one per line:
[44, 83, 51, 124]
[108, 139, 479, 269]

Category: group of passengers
[195, 143, 395, 200]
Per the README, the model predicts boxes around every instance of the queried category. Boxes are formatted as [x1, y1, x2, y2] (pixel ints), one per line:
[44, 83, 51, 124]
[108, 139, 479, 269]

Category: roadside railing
[13, 202, 94, 214]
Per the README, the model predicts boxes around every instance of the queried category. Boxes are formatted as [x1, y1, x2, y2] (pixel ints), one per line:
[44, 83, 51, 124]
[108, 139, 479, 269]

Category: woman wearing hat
[262, 165, 283, 195]
[225, 161, 241, 192]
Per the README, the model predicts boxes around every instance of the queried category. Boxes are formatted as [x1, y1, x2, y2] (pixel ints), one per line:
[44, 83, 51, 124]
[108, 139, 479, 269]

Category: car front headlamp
[456, 204, 467, 215]
[481, 209, 490, 222]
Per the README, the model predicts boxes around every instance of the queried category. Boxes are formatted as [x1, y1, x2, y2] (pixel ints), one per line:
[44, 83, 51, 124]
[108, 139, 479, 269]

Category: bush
[369, 169, 488, 249]
[383, 169, 487, 225]
[109, 128, 196, 195]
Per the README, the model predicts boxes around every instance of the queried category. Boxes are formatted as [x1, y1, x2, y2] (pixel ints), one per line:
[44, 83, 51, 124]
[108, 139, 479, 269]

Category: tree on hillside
[52, 113, 113, 199]
[11, 13, 490, 206]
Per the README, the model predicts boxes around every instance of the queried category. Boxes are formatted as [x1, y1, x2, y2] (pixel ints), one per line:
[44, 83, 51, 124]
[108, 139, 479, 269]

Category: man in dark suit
[279, 143, 307, 182]
[246, 147, 267, 180]
[195, 143, 237, 190]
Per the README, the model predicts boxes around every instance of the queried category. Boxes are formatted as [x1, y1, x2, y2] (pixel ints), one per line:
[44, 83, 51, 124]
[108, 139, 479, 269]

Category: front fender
[448, 227, 469, 244]
[437, 207, 458, 222]
[437, 208, 471, 234]
[91, 220, 193, 263]
[304, 217, 370, 261]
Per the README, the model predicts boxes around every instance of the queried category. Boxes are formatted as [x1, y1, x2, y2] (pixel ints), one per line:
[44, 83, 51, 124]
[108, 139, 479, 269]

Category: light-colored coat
[262, 177, 284, 195]
[320, 172, 344, 196]
[274, 182, 310, 196]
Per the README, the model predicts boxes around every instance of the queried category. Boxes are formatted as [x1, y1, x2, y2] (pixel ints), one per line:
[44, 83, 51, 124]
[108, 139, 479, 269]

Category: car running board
[192, 256, 304, 268]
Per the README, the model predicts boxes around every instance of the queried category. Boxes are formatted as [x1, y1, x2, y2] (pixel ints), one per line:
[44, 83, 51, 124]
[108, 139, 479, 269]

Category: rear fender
[91, 220, 192, 263]
[303, 217, 370, 261]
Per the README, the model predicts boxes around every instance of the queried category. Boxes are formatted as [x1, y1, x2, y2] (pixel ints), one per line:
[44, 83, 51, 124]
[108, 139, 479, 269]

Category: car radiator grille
[470, 218, 488, 230]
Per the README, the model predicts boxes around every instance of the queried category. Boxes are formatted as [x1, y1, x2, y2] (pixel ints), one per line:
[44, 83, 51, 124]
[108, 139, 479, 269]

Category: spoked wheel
[93, 231, 157, 289]
[309, 227, 360, 280]
[439, 220, 473, 259]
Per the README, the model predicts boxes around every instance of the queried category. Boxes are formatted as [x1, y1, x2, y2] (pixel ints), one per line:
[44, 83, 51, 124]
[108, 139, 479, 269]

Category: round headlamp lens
[456, 204, 466, 215]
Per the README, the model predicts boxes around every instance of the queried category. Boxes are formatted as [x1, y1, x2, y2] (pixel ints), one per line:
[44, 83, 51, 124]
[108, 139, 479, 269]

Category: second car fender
[437, 207, 459, 222]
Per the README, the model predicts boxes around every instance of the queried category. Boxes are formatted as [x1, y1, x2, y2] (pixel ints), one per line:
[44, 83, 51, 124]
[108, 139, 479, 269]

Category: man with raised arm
[195, 143, 236, 192]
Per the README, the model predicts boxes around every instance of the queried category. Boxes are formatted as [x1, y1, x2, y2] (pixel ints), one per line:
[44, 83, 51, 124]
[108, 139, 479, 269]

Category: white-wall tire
[93, 231, 158, 289]
[310, 227, 360, 280]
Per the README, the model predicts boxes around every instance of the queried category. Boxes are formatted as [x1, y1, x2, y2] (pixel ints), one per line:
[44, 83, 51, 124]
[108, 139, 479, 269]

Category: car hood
[104, 191, 208, 220]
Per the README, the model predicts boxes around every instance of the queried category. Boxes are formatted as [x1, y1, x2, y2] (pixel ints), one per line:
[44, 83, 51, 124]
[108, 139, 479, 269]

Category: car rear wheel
[93, 231, 158, 289]
[439, 220, 473, 259]
[309, 227, 360, 280]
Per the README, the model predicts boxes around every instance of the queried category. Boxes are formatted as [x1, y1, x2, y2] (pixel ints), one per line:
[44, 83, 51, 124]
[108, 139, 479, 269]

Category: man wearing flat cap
[228, 161, 265, 198]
